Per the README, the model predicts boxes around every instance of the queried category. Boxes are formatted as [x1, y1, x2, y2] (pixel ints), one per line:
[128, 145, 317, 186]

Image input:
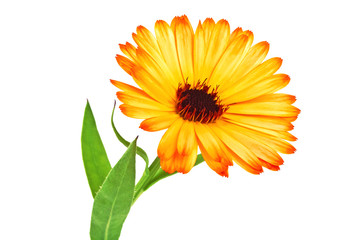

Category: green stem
[132, 157, 161, 205]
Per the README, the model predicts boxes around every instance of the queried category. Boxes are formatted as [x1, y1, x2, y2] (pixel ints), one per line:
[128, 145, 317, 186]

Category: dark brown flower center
[176, 81, 228, 123]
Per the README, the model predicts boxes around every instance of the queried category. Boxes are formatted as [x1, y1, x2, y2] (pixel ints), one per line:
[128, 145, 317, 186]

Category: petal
[132, 26, 163, 63]
[207, 34, 249, 86]
[120, 104, 174, 119]
[131, 65, 175, 106]
[119, 42, 137, 61]
[135, 48, 178, 92]
[140, 113, 179, 132]
[221, 56, 280, 103]
[229, 27, 243, 42]
[223, 119, 297, 141]
[174, 15, 194, 84]
[217, 120, 284, 166]
[157, 118, 184, 161]
[227, 101, 300, 117]
[110, 79, 152, 99]
[202, 18, 216, 43]
[194, 123, 233, 176]
[219, 41, 269, 94]
[200, 19, 230, 81]
[246, 93, 297, 104]
[218, 120, 297, 154]
[258, 159, 280, 171]
[115, 54, 135, 76]
[158, 118, 198, 174]
[155, 20, 183, 84]
[177, 120, 196, 156]
[116, 92, 173, 111]
[211, 122, 263, 171]
[193, 21, 205, 85]
[224, 146, 263, 174]
[223, 113, 294, 131]
[224, 73, 291, 104]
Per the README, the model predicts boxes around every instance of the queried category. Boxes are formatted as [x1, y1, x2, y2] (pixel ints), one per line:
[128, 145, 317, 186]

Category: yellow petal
[177, 120, 196, 156]
[246, 93, 296, 104]
[217, 120, 285, 166]
[229, 27, 243, 42]
[224, 74, 291, 104]
[140, 113, 179, 132]
[120, 104, 174, 119]
[194, 123, 233, 177]
[220, 41, 269, 94]
[227, 101, 300, 117]
[200, 19, 230, 81]
[110, 79, 152, 99]
[211, 123, 263, 171]
[131, 65, 175, 106]
[174, 15, 194, 84]
[116, 92, 173, 111]
[202, 18, 215, 43]
[115, 55, 135, 76]
[219, 120, 296, 154]
[157, 118, 184, 160]
[158, 118, 198, 174]
[208, 34, 249, 86]
[132, 26, 163, 63]
[119, 42, 137, 61]
[223, 113, 294, 131]
[224, 119, 297, 141]
[135, 48, 178, 92]
[224, 146, 263, 174]
[155, 20, 183, 84]
[193, 21, 205, 85]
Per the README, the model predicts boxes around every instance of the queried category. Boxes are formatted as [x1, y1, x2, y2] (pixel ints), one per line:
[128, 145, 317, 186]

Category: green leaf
[111, 101, 149, 175]
[81, 100, 112, 198]
[143, 154, 205, 192]
[90, 137, 137, 240]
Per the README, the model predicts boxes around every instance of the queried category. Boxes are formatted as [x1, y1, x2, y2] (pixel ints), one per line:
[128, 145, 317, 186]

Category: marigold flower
[111, 15, 300, 177]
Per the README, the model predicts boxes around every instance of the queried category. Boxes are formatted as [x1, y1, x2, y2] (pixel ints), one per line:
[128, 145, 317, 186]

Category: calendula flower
[111, 15, 300, 177]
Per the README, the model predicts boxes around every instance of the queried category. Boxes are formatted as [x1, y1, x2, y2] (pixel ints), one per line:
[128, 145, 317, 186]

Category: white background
[1, 0, 359, 239]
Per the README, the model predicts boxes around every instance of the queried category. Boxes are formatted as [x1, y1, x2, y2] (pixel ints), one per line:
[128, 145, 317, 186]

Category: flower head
[111, 15, 300, 177]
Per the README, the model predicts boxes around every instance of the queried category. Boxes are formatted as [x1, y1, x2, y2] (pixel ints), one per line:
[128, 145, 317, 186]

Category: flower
[111, 15, 300, 177]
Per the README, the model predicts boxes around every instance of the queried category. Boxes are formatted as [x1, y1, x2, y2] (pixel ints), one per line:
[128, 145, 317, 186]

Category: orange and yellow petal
[158, 118, 198, 174]
[223, 113, 294, 131]
[207, 34, 249, 86]
[119, 42, 137, 61]
[200, 19, 230, 81]
[194, 123, 233, 177]
[155, 20, 184, 84]
[227, 101, 300, 117]
[140, 113, 179, 132]
[132, 25, 163, 64]
[131, 65, 175, 106]
[115, 54, 135, 76]
[134, 48, 178, 92]
[219, 120, 297, 154]
[173, 15, 194, 84]
[217, 120, 284, 167]
[116, 91, 173, 111]
[221, 57, 283, 103]
[210, 122, 263, 172]
[120, 104, 174, 119]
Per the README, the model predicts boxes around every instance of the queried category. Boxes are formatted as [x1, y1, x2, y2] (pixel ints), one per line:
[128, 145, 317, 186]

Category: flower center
[176, 81, 228, 123]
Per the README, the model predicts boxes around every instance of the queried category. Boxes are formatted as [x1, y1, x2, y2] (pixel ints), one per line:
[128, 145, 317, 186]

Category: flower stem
[132, 157, 161, 205]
